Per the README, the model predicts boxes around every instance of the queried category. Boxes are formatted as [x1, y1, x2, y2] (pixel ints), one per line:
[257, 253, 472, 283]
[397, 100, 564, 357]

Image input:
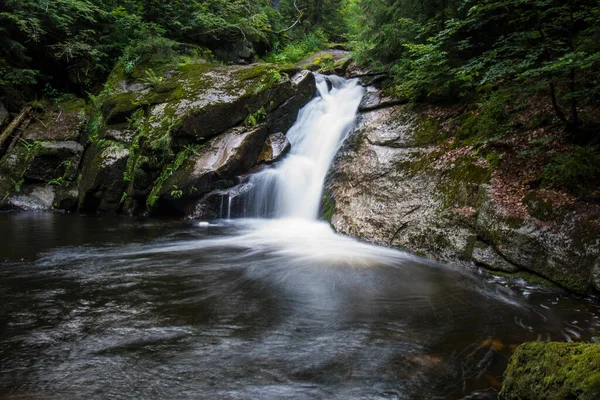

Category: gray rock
[326, 99, 599, 292]
[213, 40, 256, 64]
[257, 132, 291, 164]
[158, 125, 268, 212]
[593, 257, 600, 292]
[78, 141, 130, 212]
[472, 241, 519, 272]
[3, 185, 56, 211]
[24, 141, 84, 182]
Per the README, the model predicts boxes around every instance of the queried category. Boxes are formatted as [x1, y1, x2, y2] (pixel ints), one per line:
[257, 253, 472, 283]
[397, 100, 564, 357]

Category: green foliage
[346, 0, 600, 133]
[265, 30, 327, 64]
[542, 146, 600, 195]
[244, 107, 267, 127]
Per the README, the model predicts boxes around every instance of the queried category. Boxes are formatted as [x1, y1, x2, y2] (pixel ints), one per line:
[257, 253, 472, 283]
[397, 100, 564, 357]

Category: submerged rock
[499, 342, 600, 400]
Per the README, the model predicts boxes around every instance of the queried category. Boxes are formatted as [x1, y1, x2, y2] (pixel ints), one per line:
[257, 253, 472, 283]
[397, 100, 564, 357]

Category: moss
[438, 156, 491, 209]
[499, 342, 600, 400]
[102, 92, 143, 124]
[321, 188, 337, 223]
[411, 114, 450, 146]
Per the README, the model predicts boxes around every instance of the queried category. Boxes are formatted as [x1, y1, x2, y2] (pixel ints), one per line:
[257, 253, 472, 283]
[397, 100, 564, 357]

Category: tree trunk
[0, 106, 32, 156]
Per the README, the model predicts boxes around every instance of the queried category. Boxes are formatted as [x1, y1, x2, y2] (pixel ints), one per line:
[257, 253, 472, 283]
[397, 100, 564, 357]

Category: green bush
[265, 30, 327, 64]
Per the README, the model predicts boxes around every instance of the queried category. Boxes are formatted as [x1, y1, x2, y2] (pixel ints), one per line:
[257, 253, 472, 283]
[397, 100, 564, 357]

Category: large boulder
[24, 98, 87, 142]
[325, 93, 600, 293]
[23, 141, 84, 182]
[78, 140, 129, 213]
[90, 60, 315, 216]
[152, 125, 268, 214]
[499, 342, 600, 400]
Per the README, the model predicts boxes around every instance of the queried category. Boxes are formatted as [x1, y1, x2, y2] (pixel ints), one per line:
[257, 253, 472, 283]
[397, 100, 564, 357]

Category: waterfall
[243, 74, 364, 220]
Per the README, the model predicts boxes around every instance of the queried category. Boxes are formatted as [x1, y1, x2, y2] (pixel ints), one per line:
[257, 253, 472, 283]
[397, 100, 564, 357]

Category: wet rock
[499, 342, 600, 400]
[2, 185, 56, 211]
[267, 71, 316, 135]
[193, 182, 254, 219]
[472, 241, 519, 272]
[54, 188, 79, 211]
[78, 141, 129, 213]
[257, 132, 291, 164]
[156, 125, 268, 212]
[327, 103, 479, 262]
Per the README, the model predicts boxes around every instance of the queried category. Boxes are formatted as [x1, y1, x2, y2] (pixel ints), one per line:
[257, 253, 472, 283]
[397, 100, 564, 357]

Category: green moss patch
[500, 342, 600, 400]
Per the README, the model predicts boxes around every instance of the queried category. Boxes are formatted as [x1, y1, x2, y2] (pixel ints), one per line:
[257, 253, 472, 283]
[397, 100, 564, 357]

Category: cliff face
[0, 59, 315, 217]
[325, 89, 600, 294]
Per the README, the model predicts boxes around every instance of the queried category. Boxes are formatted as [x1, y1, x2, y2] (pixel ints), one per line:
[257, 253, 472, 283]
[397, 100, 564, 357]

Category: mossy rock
[23, 141, 84, 183]
[102, 92, 144, 125]
[499, 342, 600, 400]
[24, 98, 87, 142]
[78, 140, 129, 212]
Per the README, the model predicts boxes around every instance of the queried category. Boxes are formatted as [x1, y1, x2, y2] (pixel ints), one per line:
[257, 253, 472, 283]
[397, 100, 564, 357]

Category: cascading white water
[244, 74, 364, 220]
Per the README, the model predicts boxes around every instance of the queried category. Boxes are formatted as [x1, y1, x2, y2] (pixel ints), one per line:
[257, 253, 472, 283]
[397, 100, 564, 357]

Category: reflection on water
[0, 213, 599, 399]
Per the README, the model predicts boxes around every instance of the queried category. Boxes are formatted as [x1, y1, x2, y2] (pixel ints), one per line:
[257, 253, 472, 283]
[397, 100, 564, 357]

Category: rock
[326, 103, 481, 262]
[0, 102, 8, 128]
[359, 86, 406, 112]
[54, 188, 79, 211]
[326, 99, 599, 292]
[475, 199, 598, 293]
[101, 127, 138, 144]
[213, 40, 256, 64]
[154, 125, 268, 213]
[193, 182, 254, 219]
[499, 342, 600, 400]
[592, 257, 600, 291]
[24, 98, 87, 142]
[267, 70, 316, 135]
[2, 185, 57, 211]
[295, 50, 351, 71]
[472, 241, 519, 272]
[97, 63, 316, 216]
[257, 132, 290, 164]
[23, 141, 84, 182]
[78, 141, 130, 212]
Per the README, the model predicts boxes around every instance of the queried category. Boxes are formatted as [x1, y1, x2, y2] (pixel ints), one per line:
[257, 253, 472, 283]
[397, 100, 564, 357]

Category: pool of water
[0, 213, 598, 399]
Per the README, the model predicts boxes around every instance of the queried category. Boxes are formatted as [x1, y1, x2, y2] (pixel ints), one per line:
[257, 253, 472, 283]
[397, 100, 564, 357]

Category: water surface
[1, 213, 598, 400]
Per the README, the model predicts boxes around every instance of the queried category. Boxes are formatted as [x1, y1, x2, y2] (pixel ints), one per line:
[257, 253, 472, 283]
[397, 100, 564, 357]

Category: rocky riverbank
[325, 86, 600, 295]
[0, 53, 315, 217]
